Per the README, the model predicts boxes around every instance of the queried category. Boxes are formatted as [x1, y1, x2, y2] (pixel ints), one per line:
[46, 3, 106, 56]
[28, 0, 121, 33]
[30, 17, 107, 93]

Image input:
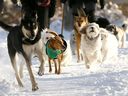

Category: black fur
[11, 0, 18, 4]
[96, 17, 110, 28]
[20, 0, 56, 30]
[0, 0, 4, 13]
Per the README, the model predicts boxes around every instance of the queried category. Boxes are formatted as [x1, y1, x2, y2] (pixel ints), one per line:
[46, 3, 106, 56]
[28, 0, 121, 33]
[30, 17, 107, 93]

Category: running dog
[0, 17, 45, 91]
[42, 29, 67, 74]
[106, 24, 128, 48]
[73, 8, 88, 62]
[78, 22, 118, 69]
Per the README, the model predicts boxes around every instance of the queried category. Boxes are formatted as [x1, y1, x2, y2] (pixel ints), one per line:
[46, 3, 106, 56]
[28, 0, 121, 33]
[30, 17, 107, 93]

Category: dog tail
[0, 21, 13, 32]
[122, 23, 128, 32]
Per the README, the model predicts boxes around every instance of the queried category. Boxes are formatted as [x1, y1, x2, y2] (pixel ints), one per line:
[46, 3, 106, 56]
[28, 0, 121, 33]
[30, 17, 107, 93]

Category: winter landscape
[1, 1, 128, 96]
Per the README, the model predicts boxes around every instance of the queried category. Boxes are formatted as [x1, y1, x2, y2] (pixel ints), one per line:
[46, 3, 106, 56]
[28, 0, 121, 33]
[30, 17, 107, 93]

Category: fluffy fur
[100, 28, 118, 63]
[95, 17, 110, 28]
[0, 18, 45, 91]
[79, 23, 118, 68]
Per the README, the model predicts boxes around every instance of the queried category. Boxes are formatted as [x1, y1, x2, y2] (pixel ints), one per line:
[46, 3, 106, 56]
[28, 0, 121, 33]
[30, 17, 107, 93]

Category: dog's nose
[91, 27, 94, 30]
[90, 27, 94, 32]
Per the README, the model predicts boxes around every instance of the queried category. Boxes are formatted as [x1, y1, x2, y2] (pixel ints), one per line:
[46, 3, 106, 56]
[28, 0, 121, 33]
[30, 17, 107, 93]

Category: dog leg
[75, 32, 81, 62]
[121, 33, 126, 48]
[84, 55, 90, 69]
[37, 53, 45, 76]
[22, 53, 38, 91]
[102, 49, 109, 63]
[53, 59, 58, 74]
[57, 56, 62, 74]
[19, 63, 24, 79]
[26, 60, 38, 91]
[48, 58, 52, 73]
[8, 47, 23, 87]
[12, 58, 24, 87]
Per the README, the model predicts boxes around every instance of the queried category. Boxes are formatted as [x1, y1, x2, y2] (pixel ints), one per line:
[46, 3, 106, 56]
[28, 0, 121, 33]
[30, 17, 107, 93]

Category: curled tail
[0, 21, 13, 32]
[122, 23, 128, 32]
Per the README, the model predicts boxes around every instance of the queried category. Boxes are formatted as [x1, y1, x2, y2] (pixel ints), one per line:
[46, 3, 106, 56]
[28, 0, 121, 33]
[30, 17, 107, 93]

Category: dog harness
[45, 40, 63, 59]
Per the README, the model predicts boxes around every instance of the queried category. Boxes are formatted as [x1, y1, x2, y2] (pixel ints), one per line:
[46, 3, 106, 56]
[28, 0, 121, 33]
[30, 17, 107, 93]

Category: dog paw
[77, 60, 80, 63]
[86, 65, 90, 69]
[55, 70, 58, 74]
[32, 85, 39, 91]
[38, 71, 44, 76]
[19, 83, 24, 87]
[49, 69, 52, 73]
[57, 71, 61, 74]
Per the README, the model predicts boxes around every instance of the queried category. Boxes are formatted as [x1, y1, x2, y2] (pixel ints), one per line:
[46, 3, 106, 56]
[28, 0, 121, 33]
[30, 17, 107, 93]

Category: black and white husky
[0, 17, 45, 91]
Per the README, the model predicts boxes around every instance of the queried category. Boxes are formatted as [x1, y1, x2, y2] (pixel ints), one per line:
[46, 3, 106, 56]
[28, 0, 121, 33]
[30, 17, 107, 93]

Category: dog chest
[81, 35, 102, 54]
[22, 39, 43, 55]
[45, 42, 62, 59]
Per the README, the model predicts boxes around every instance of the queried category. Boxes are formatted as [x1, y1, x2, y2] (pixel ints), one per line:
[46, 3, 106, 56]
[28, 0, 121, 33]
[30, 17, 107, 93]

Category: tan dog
[42, 29, 67, 74]
[73, 8, 88, 62]
[106, 24, 128, 48]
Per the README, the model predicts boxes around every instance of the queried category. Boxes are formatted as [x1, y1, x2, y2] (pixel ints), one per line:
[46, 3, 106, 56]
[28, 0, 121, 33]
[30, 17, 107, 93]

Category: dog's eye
[27, 23, 31, 27]
[33, 23, 36, 26]
[33, 23, 37, 29]
[46, 37, 49, 39]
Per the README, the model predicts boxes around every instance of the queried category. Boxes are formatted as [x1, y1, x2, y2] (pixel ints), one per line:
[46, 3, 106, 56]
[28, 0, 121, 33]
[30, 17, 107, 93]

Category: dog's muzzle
[90, 27, 95, 32]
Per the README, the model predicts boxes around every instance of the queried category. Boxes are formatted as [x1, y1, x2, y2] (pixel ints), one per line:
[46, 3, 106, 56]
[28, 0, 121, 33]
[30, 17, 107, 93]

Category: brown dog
[43, 29, 67, 74]
[73, 8, 88, 62]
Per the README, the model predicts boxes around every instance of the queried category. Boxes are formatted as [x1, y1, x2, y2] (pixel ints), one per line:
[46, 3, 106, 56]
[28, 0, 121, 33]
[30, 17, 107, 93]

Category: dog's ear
[84, 16, 88, 24]
[79, 22, 88, 34]
[45, 29, 58, 36]
[79, 26, 86, 34]
[77, 8, 86, 17]
[48, 31, 58, 36]
[58, 34, 64, 38]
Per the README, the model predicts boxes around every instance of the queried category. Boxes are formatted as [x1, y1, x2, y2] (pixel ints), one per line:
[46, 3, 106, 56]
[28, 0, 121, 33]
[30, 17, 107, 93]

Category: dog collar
[22, 32, 41, 45]
[45, 41, 63, 59]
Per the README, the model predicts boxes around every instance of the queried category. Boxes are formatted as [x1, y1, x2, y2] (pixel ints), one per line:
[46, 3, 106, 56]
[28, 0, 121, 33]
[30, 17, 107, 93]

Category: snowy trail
[1, 17, 128, 96]
[1, 35, 128, 96]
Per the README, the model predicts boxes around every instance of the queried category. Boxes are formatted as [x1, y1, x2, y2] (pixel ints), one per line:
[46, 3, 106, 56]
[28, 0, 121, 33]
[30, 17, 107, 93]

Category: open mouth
[90, 31, 94, 33]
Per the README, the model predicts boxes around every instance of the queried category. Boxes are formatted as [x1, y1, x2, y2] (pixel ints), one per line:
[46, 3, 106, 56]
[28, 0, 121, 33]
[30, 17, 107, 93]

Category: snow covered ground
[1, 3, 128, 96]
[0, 20, 128, 96]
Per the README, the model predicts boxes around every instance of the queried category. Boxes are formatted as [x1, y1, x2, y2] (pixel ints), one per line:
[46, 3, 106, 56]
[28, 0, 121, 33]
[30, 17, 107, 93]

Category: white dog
[79, 23, 118, 68]
[100, 28, 118, 62]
